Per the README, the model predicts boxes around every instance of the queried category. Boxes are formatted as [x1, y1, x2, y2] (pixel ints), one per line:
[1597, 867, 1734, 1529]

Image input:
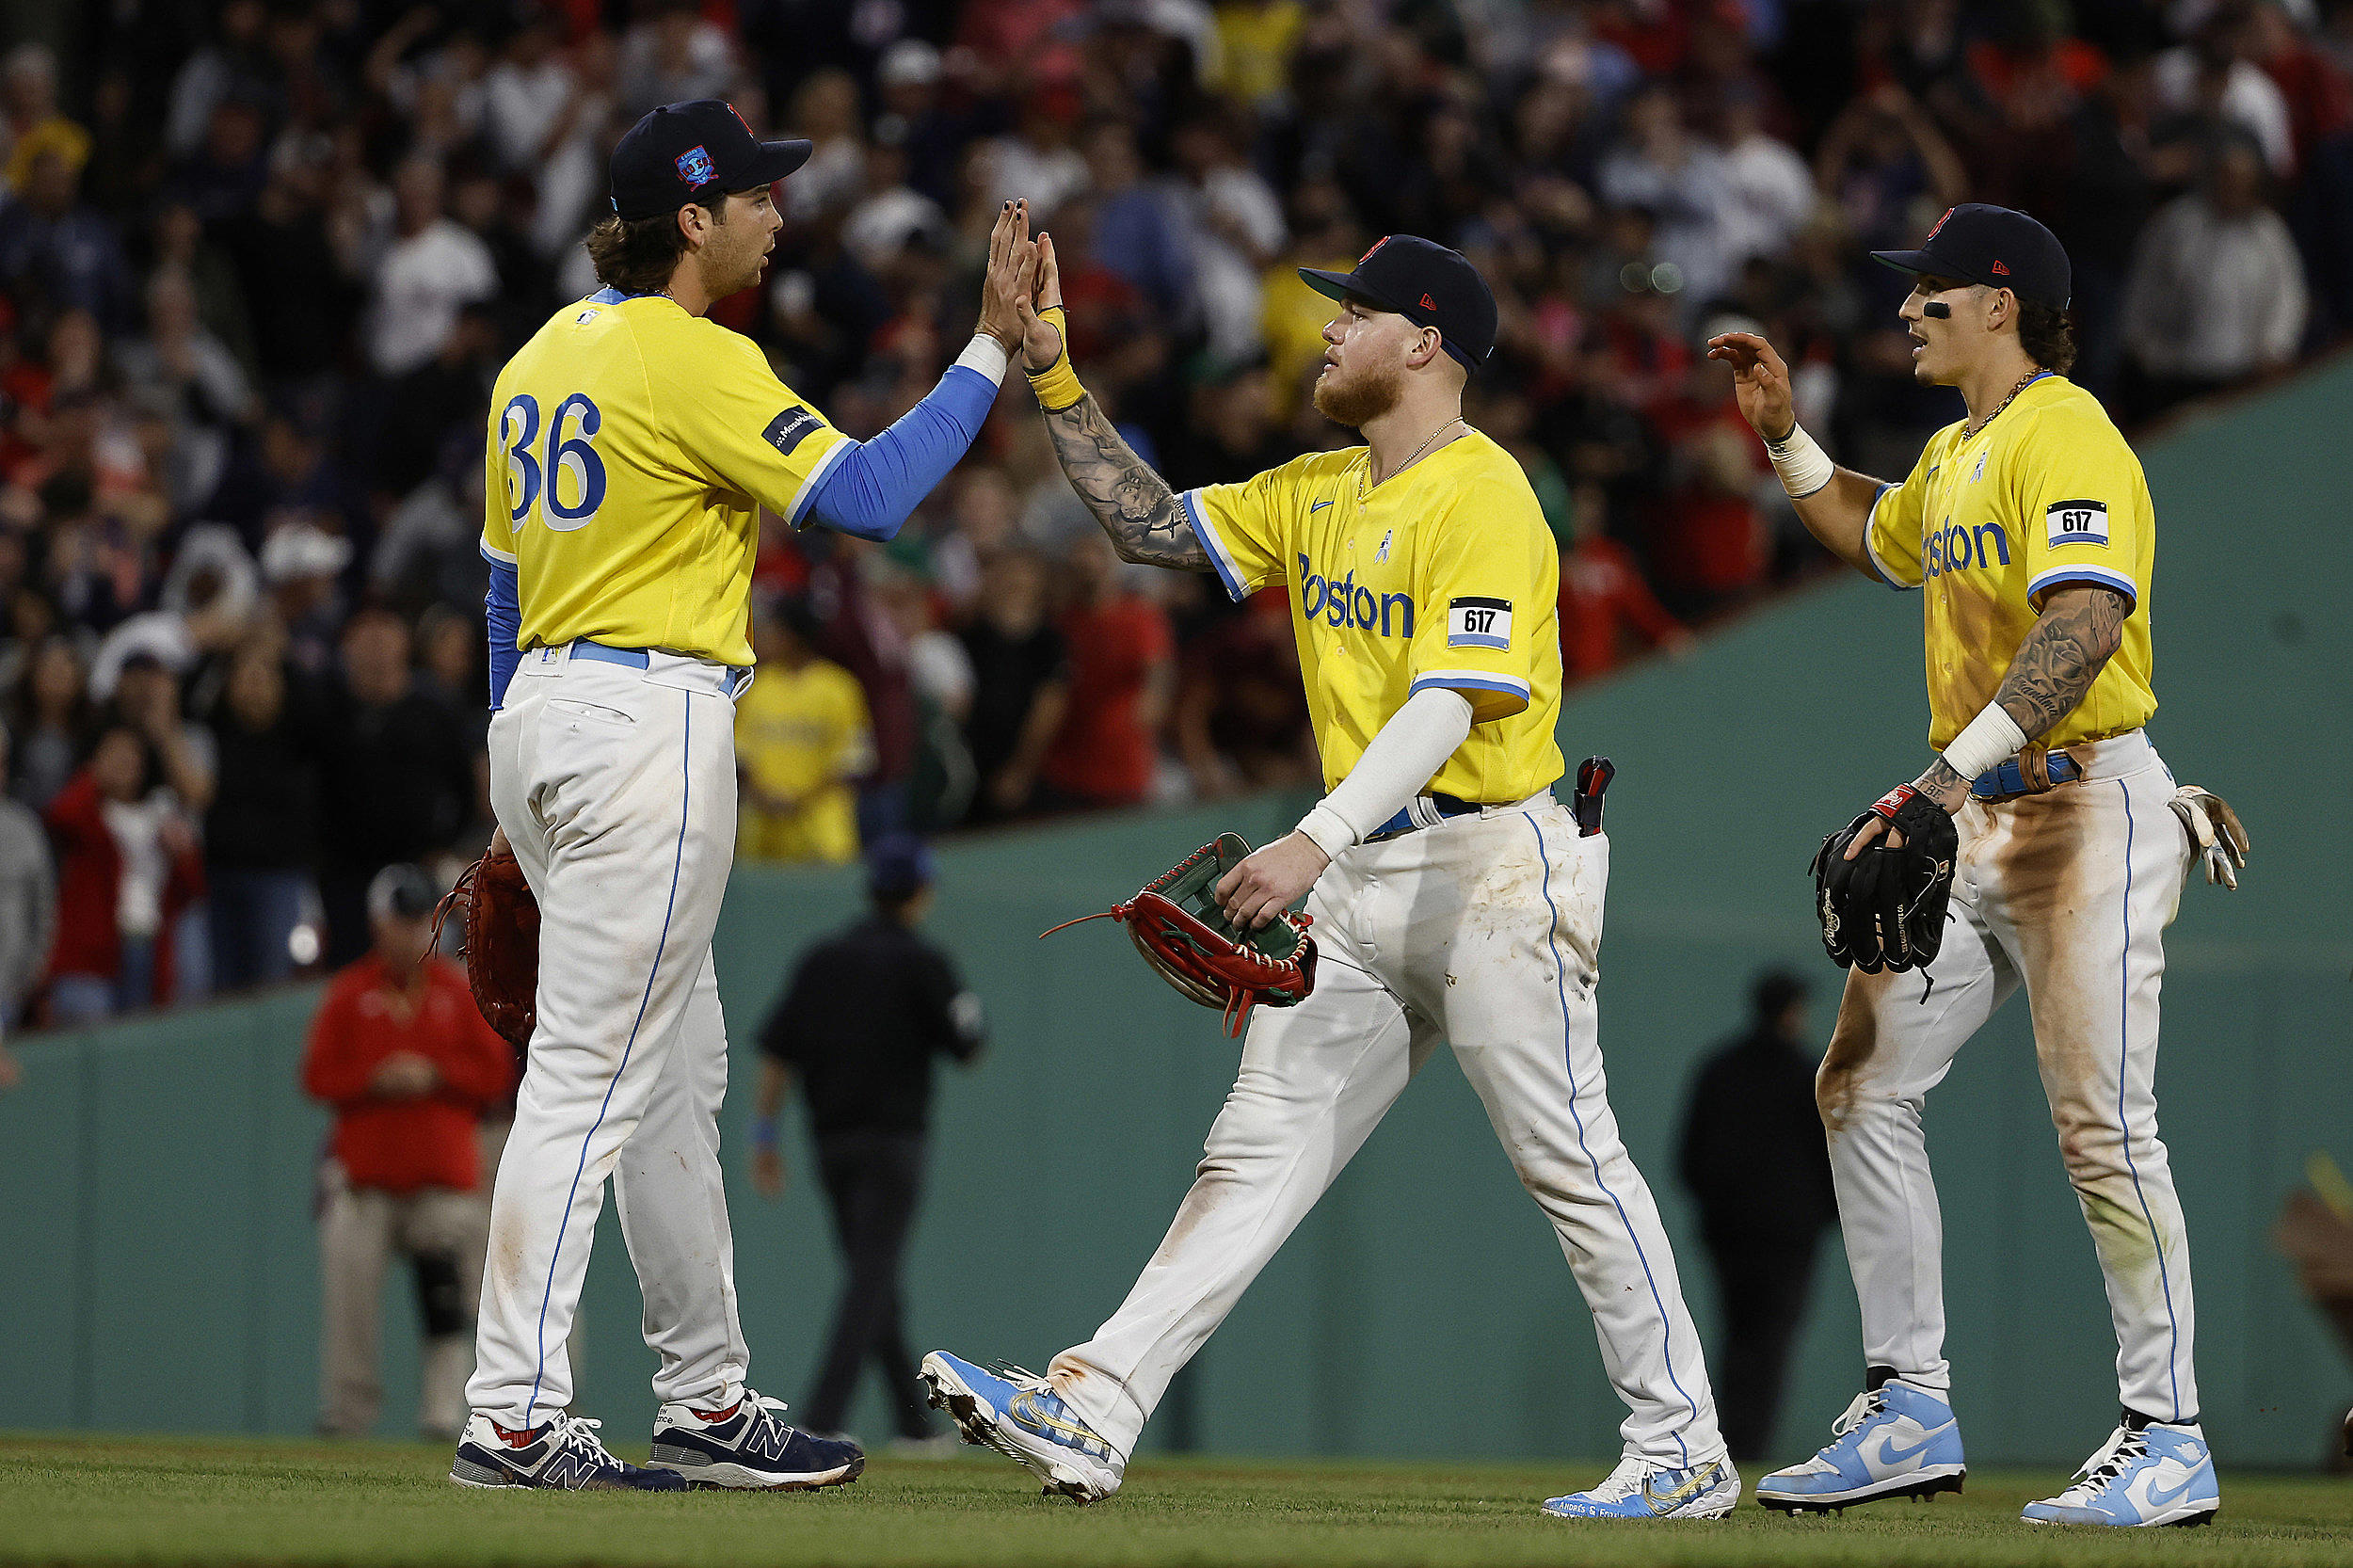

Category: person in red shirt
[1557, 482, 1695, 684]
[1041, 534, 1174, 809]
[303, 864, 513, 1440]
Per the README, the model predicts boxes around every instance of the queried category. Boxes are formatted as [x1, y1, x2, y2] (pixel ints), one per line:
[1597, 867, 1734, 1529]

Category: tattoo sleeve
[1991, 585, 2129, 742]
[1040, 393, 1210, 570]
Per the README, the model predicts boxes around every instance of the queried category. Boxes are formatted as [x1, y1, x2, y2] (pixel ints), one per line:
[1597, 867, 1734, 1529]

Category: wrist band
[954, 331, 1010, 385]
[750, 1116, 777, 1151]
[1024, 304, 1085, 411]
[1763, 420, 1834, 499]
[1295, 803, 1357, 862]
[1939, 704, 2028, 784]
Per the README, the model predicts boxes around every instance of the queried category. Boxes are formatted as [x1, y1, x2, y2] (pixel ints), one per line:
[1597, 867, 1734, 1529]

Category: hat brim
[1299, 266, 1409, 317]
[1868, 247, 1945, 281]
[744, 137, 813, 187]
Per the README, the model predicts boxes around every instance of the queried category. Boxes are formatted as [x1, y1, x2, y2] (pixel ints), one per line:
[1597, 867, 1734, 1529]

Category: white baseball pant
[468, 644, 751, 1428]
[1050, 795, 1725, 1467]
[1819, 728, 2199, 1421]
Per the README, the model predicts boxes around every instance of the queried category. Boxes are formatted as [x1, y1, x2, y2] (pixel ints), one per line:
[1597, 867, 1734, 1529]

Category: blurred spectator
[1173, 588, 1312, 799]
[1555, 483, 1694, 683]
[0, 721, 56, 1032]
[304, 863, 512, 1441]
[366, 158, 499, 379]
[1678, 969, 1837, 1464]
[9, 632, 90, 811]
[315, 610, 473, 968]
[957, 550, 1068, 824]
[205, 639, 321, 991]
[1081, 119, 1196, 323]
[751, 834, 983, 1447]
[2, 43, 91, 195]
[2154, 8, 2297, 177]
[736, 599, 874, 866]
[41, 721, 203, 1025]
[1041, 536, 1174, 811]
[2122, 134, 2311, 417]
[0, 147, 131, 328]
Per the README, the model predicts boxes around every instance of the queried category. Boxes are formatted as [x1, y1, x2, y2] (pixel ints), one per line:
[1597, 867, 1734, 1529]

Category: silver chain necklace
[1361, 417, 1465, 499]
[1962, 371, 2041, 442]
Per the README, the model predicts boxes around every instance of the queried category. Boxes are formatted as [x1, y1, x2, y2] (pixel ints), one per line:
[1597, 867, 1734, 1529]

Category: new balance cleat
[1543, 1455, 1741, 1519]
[2021, 1421, 2218, 1528]
[450, 1411, 688, 1490]
[648, 1388, 863, 1490]
[920, 1350, 1124, 1503]
[1756, 1379, 1964, 1513]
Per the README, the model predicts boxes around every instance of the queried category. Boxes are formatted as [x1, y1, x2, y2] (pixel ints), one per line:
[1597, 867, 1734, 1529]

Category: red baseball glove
[1044, 833, 1317, 1037]
[434, 841, 539, 1049]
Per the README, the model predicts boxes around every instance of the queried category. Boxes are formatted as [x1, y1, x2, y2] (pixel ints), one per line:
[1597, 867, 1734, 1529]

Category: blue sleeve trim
[1408, 673, 1531, 699]
[804, 363, 997, 541]
[485, 556, 521, 712]
[1863, 483, 1916, 591]
[1183, 490, 1249, 602]
[2027, 564, 2138, 609]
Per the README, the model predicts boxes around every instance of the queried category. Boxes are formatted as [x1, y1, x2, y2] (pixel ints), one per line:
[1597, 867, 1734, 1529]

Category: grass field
[2, 1433, 2349, 1567]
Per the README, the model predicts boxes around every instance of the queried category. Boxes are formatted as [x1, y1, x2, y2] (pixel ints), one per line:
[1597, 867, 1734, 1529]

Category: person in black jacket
[750, 834, 983, 1444]
[204, 638, 323, 989]
[1678, 968, 1838, 1463]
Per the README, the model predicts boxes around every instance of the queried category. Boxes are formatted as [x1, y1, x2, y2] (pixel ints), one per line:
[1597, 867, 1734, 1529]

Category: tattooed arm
[1039, 392, 1210, 571]
[1911, 584, 2129, 809]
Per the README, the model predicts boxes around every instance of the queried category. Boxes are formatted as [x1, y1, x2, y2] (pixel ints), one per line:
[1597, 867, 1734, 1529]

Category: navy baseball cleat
[648, 1389, 864, 1490]
[1543, 1455, 1741, 1519]
[920, 1350, 1124, 1502]
[2020, 1420, 2218, 1528]
[1756, 1378, 1964, 1513]
[450, 1412, 688, 1490]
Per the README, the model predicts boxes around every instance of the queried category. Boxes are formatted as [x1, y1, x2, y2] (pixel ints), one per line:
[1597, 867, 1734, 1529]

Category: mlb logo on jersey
[676, 144, 715, 186]
[2045, 497, 2110, 548]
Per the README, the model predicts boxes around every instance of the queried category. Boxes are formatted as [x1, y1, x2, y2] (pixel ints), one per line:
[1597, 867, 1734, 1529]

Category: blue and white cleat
[1542, 1455, 1741, 1520]
[2021, 1421, 2218, 1528]
[919, 1351, 1124, 1503]
[450, 1411, 688, 1490]
[1756, 1379, 1964, 1513]
[648, 1388, 863, 1490]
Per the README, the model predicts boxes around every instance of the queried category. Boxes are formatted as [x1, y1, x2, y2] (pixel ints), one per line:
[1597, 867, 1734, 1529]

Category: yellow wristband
[1024, 305, 1085, 412]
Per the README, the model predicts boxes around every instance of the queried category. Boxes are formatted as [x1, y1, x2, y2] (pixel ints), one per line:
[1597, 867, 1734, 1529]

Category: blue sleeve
[485, 556, 521, 711]
[803, 363, 999, 542]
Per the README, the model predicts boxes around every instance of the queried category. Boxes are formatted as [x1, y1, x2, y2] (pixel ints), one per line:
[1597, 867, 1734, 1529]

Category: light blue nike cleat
[1756, 1379, 1965, 1513]
[919, 1351, 1124, 1503]
[2021, 1421, 2218, 1528]
[1543, 1455, 1740, 1519]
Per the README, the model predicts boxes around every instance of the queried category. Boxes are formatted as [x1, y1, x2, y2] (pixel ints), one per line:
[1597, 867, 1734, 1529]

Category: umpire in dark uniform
[1677, 968, 1838, 1462]
[749, 834, 984, 1444]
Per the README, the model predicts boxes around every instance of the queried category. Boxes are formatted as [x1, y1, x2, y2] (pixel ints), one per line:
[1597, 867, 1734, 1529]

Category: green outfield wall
[4, 360, 2348, 1469]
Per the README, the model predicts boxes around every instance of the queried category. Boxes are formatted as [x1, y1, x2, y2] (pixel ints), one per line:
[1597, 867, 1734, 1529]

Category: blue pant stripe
[522, 692, 694, 1426]
[1528, 814, 1697, 1465]
[2113, 778, 2184, 1419]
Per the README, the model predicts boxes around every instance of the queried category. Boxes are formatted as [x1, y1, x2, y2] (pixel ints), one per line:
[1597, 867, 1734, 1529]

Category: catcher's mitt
[432, 842, 539, 1049]
[1043, 833, 1317, 1037]
[1811, 784, 1959, 974]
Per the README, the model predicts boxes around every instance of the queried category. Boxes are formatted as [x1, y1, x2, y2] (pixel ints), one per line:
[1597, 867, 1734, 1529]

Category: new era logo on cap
[1420, 293, 1436, 309]
[1990, 259, 2009, 275]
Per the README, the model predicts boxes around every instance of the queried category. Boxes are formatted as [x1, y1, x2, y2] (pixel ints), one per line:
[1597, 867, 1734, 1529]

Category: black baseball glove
[1811, 784, 1960, 974]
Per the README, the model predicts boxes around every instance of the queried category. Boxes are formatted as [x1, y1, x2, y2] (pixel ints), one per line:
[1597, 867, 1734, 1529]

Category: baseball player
[922, 234, 1736, 1517]
[1710, 203, 2244, 1528]
[451, 101, 1036, 1490]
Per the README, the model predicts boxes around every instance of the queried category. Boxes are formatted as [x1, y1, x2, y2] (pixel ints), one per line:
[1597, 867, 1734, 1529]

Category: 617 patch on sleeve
[2044, 498, 2109, 548]
[1447, 596, 1512, 649]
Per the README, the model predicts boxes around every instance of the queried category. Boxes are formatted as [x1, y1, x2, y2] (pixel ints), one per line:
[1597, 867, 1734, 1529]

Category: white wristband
[954, 332, 1011, 385]
[1295, 803, 1357, 862]
[1940, 704, 2028, 784]
[1763, 421, 1834, 499]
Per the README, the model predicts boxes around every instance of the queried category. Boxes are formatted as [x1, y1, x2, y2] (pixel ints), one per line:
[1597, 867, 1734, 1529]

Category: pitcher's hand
[1705, 330, 1796, 443]
[975, 200, 1035, 350]
[1016, 231, 1066, 372]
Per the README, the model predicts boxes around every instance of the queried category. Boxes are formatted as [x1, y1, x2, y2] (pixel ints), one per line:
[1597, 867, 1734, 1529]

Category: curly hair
[2017, 302, 2078, 376]
[583, 202, 723, 296]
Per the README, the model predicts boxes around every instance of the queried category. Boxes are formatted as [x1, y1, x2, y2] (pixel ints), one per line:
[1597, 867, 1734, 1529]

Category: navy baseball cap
[1871, 203, 2071, 312]
[866, 833, 936, 897]
[610, 100, 811, 222]
[1299, 235, 1497, 371]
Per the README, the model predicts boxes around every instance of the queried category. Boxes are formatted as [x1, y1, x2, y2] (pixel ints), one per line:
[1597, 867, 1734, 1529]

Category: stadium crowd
[0, 0, 2342, 1033]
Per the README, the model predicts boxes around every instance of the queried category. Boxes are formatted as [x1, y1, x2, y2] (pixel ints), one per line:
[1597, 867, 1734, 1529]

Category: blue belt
[569, 639, 751, 696]
[1368, 792, 1485, 842]
[1971, 750, 2081, 801]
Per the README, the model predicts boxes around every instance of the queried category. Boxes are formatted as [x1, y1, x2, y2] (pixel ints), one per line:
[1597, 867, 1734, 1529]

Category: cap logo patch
[1927, 208, 1953, 239]
[1359, 236, 1390, 265]
[1990, 259, 2009, 276]
[1419, 292, 1437, 309]
[676, 145, 714, 185]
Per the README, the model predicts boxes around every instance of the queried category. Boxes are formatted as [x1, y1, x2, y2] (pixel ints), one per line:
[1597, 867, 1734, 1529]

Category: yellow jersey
[734, 657, 872, 865]
[480, 290, 851, 668]
[1183, 429, 1564, 802]
[1865, 374, 2156, 750]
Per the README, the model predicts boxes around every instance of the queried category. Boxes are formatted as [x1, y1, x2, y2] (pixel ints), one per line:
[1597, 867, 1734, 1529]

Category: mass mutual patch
[763, 404, 822, 456]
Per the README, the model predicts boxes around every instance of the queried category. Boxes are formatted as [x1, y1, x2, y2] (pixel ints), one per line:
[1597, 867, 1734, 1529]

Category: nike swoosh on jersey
[1309, 499, 1333, 512]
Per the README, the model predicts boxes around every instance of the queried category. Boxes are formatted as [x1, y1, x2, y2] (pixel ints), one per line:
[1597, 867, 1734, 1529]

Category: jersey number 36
[501, 392, 605, 532]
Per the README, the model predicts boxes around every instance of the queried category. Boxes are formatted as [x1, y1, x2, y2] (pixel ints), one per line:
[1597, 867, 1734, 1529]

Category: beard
[1312, 358, 1405, 428]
